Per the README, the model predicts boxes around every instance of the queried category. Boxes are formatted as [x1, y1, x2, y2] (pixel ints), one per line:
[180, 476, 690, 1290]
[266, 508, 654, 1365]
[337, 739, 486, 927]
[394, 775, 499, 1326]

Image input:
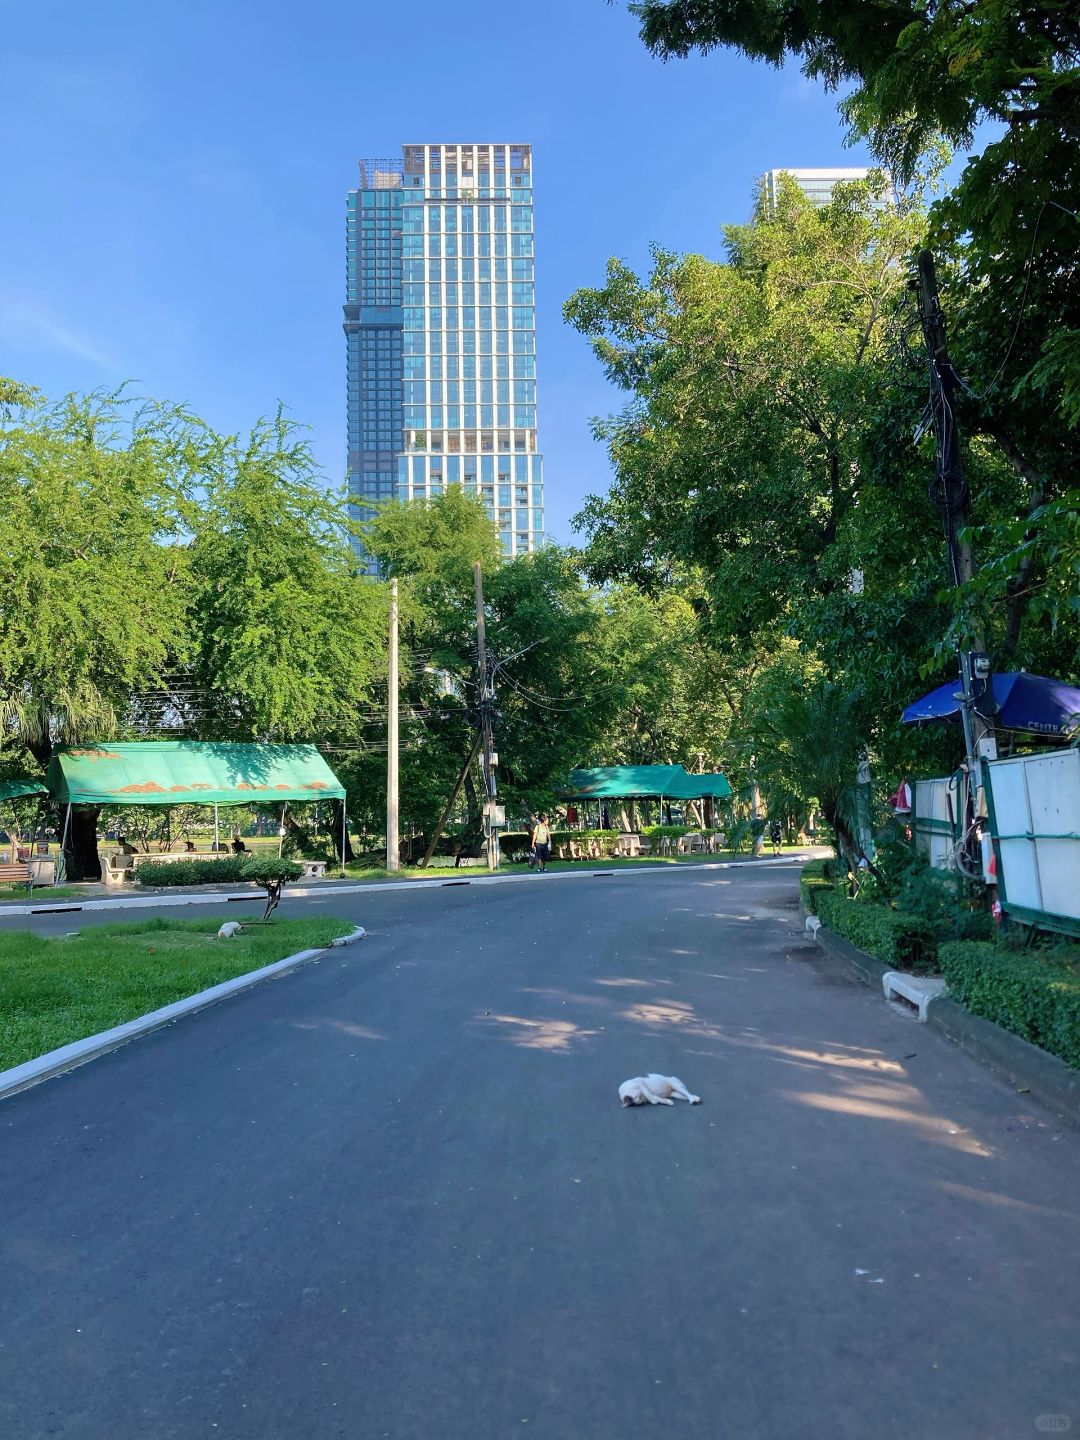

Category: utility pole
[473, 561, 499, 871]
[913, 249, 992, 874]
[386, 577, 399, 873]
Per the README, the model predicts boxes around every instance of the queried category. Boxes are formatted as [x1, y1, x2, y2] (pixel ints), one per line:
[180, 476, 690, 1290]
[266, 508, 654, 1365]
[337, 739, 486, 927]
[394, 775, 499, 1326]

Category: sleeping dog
[619, 1074, 701, 1107]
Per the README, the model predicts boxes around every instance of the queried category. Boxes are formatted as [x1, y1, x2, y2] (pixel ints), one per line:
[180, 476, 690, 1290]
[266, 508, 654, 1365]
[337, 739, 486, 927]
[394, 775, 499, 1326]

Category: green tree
[621, 0, 1080, 656]
[566, 181, 951, 697]
[0, 383, 196, 875]
[566, 176, 1076, 775]
[188, 411, 385, 744]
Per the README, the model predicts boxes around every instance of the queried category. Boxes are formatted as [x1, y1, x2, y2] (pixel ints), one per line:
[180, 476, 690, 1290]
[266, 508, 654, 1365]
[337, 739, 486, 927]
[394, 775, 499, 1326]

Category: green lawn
[0, 915, 353, 1073]
[0, 884, 90, 904]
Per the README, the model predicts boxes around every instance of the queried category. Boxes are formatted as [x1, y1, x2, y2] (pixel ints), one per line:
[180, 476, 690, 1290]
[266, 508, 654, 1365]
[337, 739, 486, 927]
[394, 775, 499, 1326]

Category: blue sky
[0, 0, 879, 542]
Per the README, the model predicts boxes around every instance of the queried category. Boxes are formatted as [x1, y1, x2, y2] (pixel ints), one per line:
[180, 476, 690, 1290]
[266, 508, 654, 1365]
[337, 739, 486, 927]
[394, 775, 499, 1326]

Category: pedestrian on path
[531, 814, 552, 872]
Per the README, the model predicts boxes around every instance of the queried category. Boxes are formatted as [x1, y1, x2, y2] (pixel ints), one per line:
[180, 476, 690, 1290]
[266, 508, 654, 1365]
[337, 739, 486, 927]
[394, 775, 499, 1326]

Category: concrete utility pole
[386, 578, 399, 873]
[473, 561, 499, 872]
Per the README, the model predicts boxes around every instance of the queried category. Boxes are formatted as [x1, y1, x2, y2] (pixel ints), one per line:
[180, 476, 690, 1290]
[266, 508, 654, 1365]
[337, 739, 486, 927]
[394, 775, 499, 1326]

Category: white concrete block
[882, 971, 947, 1022]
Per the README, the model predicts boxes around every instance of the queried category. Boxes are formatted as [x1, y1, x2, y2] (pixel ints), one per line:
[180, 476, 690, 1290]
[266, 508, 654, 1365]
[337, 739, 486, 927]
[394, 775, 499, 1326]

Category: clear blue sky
[0, 0, 877, 542]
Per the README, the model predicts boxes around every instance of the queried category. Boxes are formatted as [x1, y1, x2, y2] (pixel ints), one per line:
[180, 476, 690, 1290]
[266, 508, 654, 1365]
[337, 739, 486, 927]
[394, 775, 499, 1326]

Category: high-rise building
[345, 143, 545, 559]
[760, 167, 893, 216]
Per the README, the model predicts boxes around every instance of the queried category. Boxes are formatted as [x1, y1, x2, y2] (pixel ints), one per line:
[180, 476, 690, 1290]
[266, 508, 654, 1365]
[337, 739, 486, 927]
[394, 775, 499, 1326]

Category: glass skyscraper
[760, 167, 893, 216]
[345, 143, 545, 558]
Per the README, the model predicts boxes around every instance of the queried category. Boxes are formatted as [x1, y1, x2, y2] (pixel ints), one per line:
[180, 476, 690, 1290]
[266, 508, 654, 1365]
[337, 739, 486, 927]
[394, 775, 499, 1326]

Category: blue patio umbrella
[902, 672, 1080, 737]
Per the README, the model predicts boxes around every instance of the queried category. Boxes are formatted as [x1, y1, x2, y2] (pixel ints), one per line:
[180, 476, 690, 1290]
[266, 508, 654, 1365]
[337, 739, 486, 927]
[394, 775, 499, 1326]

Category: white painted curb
[0, 925, 367, 1102]
[0, 854, 828, 919]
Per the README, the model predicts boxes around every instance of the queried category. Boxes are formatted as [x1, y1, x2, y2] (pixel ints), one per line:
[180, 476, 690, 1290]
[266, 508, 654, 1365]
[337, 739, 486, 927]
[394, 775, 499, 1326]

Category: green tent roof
[564, 765, 730, 800]
[665, 771, 733, 801]
[0, 778, 48, 801]
[46, 742, 345, 807]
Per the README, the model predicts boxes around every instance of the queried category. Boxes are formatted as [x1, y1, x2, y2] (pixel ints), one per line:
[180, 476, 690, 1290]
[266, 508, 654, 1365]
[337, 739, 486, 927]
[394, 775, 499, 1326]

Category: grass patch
[799, 858, 840, 915]
[0, 885, 89, 905]
[0, 915, 353, 1072]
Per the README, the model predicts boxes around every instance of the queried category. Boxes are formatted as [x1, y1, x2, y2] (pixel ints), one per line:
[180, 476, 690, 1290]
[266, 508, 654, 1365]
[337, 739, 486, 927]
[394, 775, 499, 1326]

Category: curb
[0, 925, 367, 1103]
[0, 853, 828, 919]
[925, 996, 1080, 1130]
[810, 917, 894, 988]
[805, 910, 1080, 1130]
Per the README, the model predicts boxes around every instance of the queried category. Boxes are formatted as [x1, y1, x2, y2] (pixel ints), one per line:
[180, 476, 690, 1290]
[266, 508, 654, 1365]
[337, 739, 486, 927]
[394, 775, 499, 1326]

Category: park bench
[102, 854, 137, 886]
[0, 861, 33, 894]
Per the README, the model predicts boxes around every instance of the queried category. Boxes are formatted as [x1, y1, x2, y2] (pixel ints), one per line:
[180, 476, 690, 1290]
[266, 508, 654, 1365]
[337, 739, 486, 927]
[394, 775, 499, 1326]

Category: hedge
[799, 859, 838, 915]
[133, 857, 249, 887]
[133, 856, 304, 888]
[939, 941, 1080, 1070]
[814, 889, 936, 973]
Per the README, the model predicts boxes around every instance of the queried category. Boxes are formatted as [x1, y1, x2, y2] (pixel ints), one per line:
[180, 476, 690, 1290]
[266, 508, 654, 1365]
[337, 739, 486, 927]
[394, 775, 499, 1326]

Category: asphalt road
[2, 865, 1078, 1439]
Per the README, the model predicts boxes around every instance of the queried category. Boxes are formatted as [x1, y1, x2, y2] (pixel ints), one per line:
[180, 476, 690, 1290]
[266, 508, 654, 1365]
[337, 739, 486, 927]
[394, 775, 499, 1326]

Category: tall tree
[187, 411, 385, 742]
[620, 0, 1080, 656]
[0, 383, 196, 875]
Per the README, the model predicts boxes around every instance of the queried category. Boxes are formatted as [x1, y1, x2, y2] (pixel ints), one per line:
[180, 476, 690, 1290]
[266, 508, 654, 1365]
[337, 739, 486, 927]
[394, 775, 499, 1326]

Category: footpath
[0, 849, 831, 919]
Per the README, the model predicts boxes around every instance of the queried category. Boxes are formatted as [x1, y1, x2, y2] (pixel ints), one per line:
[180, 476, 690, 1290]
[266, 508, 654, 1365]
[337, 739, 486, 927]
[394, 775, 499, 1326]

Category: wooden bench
[0, 862, 33, 893]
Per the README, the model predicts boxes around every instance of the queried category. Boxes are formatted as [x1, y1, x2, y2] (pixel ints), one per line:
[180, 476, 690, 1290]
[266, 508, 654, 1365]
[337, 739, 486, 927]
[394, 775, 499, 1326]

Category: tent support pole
[341, 801, 347, 877]
[279, 804, 286, 858]
[58, 803, 72, 883]
[214, 804, 220, 853]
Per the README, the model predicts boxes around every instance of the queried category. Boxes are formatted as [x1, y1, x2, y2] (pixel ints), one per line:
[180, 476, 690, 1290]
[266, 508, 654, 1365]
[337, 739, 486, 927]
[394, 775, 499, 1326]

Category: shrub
[133, 857, 248, 887]
[800, 859, 839, 915]
[939, 941, 1080, 1069]
[238, 857, 303, 885]
[815, 889, 936, 973]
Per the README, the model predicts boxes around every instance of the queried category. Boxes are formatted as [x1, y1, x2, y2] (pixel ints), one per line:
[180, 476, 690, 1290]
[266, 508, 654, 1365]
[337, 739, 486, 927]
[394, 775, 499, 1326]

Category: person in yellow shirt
[531, 814, 552, 872]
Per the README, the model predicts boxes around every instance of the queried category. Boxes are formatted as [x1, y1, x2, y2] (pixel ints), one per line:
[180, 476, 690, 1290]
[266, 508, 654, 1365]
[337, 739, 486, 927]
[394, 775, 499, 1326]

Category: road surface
[2, 864, 1078, 1438]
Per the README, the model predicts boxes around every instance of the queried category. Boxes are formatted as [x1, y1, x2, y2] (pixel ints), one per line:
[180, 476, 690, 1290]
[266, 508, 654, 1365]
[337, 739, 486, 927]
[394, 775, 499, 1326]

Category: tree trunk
[64, 805, 102, 881]
[463, 767, 482, 832]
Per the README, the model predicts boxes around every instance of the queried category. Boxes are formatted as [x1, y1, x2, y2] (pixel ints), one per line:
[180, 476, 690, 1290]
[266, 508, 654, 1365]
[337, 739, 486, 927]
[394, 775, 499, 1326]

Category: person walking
[769, 819, 783, 857]
[532, 814, 552, 873]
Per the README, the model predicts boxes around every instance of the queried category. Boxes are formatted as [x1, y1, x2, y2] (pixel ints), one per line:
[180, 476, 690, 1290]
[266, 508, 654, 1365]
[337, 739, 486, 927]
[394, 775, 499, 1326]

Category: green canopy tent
[46, 742, 347, 877]
[0, 778, 48, 801]
[561, 765, 731, 828]
[664, 771, 733, 830]
[564, 765, 687, 800]
[664, 772, 733, 802]
[0, 778, 49, 862]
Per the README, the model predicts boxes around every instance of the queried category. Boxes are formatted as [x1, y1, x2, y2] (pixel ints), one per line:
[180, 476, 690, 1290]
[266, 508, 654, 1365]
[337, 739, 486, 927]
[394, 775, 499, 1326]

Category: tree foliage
[621, 0, 1080, 653]
[0, 386, 193, 767]
[188, 412, 384, 741]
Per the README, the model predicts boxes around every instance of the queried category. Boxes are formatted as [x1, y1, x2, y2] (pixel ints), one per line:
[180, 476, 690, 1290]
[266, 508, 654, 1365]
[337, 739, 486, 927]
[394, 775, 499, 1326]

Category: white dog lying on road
[619, 1074, 701, 1107]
